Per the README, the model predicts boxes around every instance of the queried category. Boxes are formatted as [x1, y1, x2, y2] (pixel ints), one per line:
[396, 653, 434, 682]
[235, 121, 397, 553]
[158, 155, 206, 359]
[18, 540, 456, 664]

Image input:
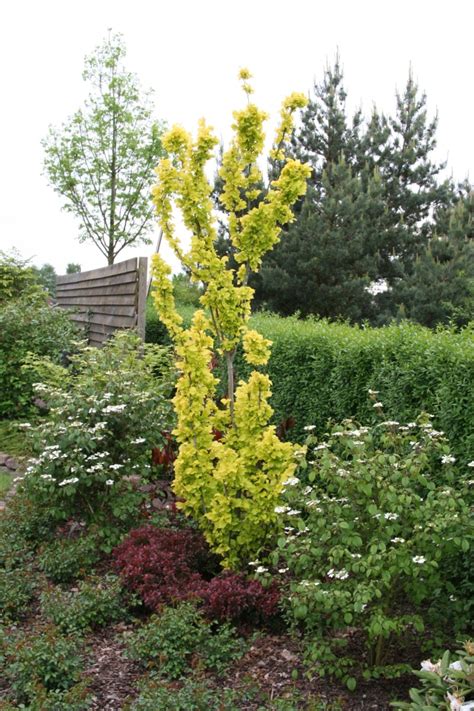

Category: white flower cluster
[441, 454, 456, 465]
[58, 477, 79, 487]
[327, 568, 349, 580]
[103, 404, 127, 414]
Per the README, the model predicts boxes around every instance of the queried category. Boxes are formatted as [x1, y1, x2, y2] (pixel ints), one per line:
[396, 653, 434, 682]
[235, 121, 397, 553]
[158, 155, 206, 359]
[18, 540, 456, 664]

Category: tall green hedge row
[146, 305, 474, 463]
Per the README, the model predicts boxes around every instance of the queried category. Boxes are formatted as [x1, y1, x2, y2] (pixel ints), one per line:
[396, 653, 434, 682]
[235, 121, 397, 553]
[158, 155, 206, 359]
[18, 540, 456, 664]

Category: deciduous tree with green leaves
[151, 70, 311, 567]
[43, 32, 165, 265]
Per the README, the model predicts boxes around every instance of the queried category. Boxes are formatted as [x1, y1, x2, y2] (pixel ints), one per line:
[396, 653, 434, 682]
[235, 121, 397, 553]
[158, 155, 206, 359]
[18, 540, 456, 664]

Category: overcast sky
[1, 0, 472, 275]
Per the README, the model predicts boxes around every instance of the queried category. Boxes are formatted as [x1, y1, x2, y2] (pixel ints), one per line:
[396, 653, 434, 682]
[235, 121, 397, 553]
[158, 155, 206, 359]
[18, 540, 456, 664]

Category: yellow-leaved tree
[152, 70, 310, 568]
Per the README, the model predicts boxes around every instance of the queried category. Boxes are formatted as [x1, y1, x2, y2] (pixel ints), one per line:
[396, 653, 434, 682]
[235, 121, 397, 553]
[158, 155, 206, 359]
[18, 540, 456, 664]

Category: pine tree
[393, 187, 473, 327]
[254, 59, 387, 321]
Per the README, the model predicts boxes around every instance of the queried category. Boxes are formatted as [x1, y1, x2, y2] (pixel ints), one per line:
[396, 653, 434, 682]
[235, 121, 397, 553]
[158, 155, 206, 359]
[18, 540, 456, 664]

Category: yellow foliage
[151, 72, 309, 567]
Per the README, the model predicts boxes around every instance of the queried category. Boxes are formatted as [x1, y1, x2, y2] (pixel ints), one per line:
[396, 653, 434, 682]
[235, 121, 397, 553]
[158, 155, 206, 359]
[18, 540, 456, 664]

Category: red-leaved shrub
[112, 526, 217, 609]
[202, 572, 281, 624]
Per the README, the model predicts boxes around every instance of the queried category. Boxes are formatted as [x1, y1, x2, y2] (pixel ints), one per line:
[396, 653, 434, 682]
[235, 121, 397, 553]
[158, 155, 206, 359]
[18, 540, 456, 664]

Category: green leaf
[346, 677, 357, 691]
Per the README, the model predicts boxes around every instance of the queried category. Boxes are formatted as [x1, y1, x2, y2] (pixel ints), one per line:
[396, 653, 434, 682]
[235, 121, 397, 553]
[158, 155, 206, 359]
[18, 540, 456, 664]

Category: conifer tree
[393, 187, 473, 327]
[254, 59, 387, 320]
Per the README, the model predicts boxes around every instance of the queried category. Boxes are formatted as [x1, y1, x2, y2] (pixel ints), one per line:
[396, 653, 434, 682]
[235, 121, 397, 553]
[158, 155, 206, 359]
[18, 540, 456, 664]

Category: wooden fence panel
[56, 257, 147, 346]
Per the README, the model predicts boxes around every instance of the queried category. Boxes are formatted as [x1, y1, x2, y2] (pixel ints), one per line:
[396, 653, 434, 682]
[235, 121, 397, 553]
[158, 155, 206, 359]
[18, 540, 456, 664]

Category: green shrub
[222, 315, 473, 464]
[0, 294, 78, 418]
[19, 331, 175, 545]
[0, 250, 44, 305]
[0, 568, 35, 622]
[38, 534, 101, 584]
[391, 641, 474, 709]
[268, 412, 473, 687]
[41, 576, 125, 634]
[2, 625, 87, 707]
[128, 676, 241, 711]
[125, 603, 247, 679]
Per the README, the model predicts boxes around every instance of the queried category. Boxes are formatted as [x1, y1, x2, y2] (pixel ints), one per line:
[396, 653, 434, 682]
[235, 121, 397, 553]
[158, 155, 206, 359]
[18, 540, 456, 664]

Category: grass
[0, 420, 32, 457]
[0, 471, 14, 497]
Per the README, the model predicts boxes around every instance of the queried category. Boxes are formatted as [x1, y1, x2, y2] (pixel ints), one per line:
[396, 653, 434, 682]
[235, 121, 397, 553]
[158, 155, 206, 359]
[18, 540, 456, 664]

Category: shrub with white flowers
[19, 331, 175, 539]
[267, 412, 473, 689]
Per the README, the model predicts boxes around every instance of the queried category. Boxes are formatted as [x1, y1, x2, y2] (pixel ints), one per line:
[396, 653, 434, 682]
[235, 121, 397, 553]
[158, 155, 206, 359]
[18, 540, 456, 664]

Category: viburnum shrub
[151, 69, 311, 567]
[268, 409, 473, 689]
[392, 641, 474, 710]
[202, 572, 280, 624]
[18, 331, 175, 537]
[112, 525, 218, 608]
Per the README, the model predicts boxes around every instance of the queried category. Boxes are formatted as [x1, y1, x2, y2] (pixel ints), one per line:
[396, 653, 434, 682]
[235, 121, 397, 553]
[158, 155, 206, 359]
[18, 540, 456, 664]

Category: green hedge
[146, 304, 474, 463]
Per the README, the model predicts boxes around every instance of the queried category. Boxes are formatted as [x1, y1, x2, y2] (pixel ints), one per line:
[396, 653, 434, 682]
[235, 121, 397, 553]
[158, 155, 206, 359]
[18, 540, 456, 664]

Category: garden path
[0, 452, 22, 511]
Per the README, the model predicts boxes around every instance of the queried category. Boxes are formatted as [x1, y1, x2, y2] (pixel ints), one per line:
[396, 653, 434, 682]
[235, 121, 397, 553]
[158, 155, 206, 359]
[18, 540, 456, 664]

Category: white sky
[1, 0, 473, 275]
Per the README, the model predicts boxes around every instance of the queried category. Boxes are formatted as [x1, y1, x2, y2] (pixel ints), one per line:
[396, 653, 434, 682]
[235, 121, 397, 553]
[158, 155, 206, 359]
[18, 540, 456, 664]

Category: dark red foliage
[112, 526, 216, 609]
[276, 416, 296, 442]
[202, 572, 281, 624]
[151, 431, 177, 474]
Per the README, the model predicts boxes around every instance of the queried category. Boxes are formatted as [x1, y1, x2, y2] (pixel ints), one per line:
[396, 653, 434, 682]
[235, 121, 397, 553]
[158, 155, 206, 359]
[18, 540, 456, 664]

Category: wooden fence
[55, 257, 147, 347]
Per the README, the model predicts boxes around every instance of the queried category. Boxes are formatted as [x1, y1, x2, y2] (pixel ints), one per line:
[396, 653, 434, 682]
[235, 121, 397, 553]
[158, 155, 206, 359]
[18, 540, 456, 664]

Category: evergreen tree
[254, 59, 387, 321]
[393, 187, 473, 328]
[254, 64, 455, 324]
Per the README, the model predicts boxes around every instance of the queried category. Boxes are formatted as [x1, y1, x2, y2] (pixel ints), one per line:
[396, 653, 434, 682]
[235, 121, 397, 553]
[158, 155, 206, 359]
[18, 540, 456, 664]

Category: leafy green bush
[0, 250, 44, 305]
[0, 568, 35, 622]
[221, 315, 474, 464]
[38, 534, 101, 584]
[125, 603, 247, 678]
[41, 576, 125, 634]
[0, 294, 78, 418]
[128, 676, 242, 711]
[0, 494, 58, 561]
[19, 331, 175, 544]
[1, 625, 88, 707]
[391, 641, 474, 709]
[269, 412, 473, 688]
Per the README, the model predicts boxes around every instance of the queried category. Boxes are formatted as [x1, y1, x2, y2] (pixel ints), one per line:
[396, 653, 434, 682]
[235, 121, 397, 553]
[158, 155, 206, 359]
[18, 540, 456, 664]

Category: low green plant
[38, 534, 100, 584]
[128, 676, 242, 711]
[0, 568, 35, 622]
[19, 331, 175, 546]
[41, 575, 125, 634]
[2, 625, 87, 707]
[269, 411, 473, 688]
[0, 493, 59, 565]
[125, 602, 247, 679]
[391, 641, 474, 709]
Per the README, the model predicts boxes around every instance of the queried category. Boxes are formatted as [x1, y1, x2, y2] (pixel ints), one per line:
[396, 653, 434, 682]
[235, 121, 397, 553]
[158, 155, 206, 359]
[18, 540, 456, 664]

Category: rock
[5, 457, 18, 471]
[0, 453, 8, 466]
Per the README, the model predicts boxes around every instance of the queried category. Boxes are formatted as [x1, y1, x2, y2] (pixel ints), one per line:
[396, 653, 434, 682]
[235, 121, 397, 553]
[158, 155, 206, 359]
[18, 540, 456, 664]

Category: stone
[5, 457, 18, 471]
